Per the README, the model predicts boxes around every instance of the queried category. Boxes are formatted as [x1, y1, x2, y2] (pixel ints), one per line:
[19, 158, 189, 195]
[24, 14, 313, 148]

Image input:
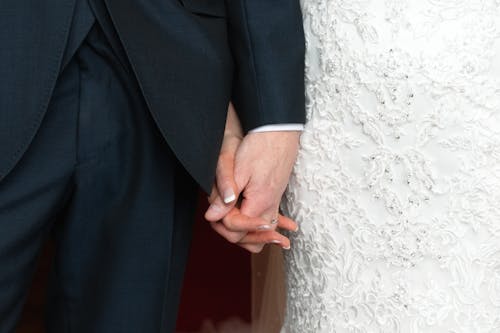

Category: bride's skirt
[282, 0, 500, 332]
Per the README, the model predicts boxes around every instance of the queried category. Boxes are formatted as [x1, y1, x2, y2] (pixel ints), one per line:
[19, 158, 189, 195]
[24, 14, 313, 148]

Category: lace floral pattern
[282, 0, 500, 332]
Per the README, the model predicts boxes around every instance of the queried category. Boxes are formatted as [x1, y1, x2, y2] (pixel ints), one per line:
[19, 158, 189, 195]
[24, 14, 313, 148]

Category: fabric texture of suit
[0, 0, 306, 193]
[0, 22, 200, 333]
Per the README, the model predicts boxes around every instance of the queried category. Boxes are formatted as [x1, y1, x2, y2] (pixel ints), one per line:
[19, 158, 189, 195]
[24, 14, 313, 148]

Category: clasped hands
[204, 103, 301, 253]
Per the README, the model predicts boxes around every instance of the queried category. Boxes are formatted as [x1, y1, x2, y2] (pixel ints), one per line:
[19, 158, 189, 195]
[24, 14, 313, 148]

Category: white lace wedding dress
[281, 0, 500, 332]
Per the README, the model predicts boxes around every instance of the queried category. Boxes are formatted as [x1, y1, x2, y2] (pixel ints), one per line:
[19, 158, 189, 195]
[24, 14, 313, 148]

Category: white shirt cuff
[248, 123, 305, 133]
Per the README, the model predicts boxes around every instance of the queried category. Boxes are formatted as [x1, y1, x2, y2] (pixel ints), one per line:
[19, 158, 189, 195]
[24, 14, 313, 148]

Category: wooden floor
[16, 197, 251, 333]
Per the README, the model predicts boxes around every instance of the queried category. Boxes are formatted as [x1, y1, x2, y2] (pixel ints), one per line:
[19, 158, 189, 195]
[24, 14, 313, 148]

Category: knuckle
[227, 236, 239, 244]
[223, 219, 237, 231]
[225, 231, 244, 244]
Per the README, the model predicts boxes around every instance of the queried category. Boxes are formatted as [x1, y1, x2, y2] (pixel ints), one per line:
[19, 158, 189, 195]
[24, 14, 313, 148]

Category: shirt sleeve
[249, 123, 305, 133]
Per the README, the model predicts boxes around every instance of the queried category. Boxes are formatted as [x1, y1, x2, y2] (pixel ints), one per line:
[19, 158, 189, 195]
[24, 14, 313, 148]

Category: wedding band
[271, 217, 279, 225]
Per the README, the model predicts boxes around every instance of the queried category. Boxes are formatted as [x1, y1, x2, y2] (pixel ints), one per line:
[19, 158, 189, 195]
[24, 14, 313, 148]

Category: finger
[248, 210, 299, 233]
[205, 190, 234, 222]
[207, 185, 218, 205]
[221, 209, 277, 232]
[239, 199, 299, 234]
[277, 214, 299, 232]
[205, 152, 241, 222]
[216, 150, 238, 205]
[239, 193, 279, 224]
[205, 182, 238, 222]
[239, 230, 291, 250]
[217, 113, 244, 206]
[210, 221, 247, 244]
[248, 201, 299, 233]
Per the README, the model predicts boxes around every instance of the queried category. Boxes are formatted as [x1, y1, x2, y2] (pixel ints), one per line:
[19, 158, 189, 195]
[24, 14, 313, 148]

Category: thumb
[215, 134, 243, 205]
[204, 151, 240, 222]
[217, 154, 237, 204]
[205, 185, 230, 222]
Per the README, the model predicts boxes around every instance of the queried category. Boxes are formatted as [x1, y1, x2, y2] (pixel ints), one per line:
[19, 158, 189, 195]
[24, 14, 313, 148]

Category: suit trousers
[0, 23, 198, 333]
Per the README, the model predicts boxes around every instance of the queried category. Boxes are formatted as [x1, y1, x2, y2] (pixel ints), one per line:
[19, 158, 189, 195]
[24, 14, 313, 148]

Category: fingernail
[223, 189, 236, 204]
[283, 245, 291, 250]
[270, 240, 282, 244]
[257, 225, 273, 231]
[294, 225, 300, 232]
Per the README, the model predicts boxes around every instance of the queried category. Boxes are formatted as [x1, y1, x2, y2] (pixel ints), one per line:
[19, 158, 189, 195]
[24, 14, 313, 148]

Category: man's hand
[205, 103, 301, 253]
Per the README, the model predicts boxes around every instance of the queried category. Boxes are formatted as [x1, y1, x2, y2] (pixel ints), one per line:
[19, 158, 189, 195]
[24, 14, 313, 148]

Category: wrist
[225, 103, 243, 139]
[247, 130, 301, 145]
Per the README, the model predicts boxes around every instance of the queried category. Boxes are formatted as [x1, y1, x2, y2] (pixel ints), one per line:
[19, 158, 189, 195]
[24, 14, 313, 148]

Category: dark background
[16, 195, 251, 332]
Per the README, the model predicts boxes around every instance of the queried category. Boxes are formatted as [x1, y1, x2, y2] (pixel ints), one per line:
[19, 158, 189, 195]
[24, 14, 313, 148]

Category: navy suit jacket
[0, 0, 305, 192]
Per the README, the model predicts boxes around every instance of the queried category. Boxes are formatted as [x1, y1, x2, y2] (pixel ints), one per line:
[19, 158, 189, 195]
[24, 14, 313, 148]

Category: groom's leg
[0, 57, 79, 332]
[46, 24, 199, 333]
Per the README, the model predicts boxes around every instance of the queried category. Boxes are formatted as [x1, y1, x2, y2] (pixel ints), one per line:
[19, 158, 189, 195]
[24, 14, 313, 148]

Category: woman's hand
[205, 102, 298, 253]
